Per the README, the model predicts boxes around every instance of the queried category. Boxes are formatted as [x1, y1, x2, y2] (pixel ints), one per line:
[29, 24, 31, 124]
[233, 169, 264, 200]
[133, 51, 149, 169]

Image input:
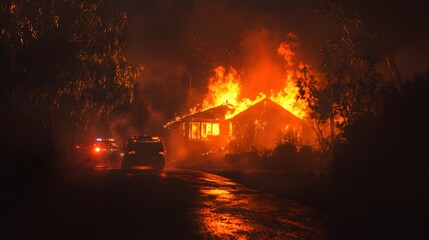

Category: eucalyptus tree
[296, 0, 401, 150]
[0, 0, 141, 167]
[0, 0, 141, 132]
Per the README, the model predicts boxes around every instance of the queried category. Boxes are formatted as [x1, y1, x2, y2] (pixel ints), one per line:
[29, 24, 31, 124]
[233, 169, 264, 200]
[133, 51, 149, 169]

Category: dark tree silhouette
[296, 0, 429, 150]
[329, 73, 429, 239]
[0, 0, 140, 174]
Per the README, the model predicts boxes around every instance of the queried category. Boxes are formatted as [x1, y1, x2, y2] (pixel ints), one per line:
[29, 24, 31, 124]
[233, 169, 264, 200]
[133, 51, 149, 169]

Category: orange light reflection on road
[199, 208, 253, 240]
[200, 188, 232, 201]
[192, 172, 327, 239]
[198, 187, 253, 239]
[132, 166, 154, 170]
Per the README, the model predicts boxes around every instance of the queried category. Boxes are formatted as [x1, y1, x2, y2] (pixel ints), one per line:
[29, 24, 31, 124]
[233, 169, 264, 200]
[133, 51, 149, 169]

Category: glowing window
[190, 122, 201, 140]
[189, 122, 220, 140]
[201, 122, 209, 139]
[203, 122, 220, 139]
[212, 123, 220, 136]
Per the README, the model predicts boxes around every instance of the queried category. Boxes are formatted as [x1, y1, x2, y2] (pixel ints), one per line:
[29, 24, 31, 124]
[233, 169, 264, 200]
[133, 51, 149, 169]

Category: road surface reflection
[5, 168, 327, 239]
[173, 170, 327, 239]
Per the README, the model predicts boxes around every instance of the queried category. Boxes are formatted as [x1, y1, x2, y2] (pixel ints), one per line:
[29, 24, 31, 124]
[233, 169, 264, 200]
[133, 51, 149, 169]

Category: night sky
[120, 0, 335, 79]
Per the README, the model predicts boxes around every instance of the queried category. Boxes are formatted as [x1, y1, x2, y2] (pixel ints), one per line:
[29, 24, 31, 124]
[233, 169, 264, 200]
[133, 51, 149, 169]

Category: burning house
[164, 97, 315, 161]
[164, 33, 318, 162]
[228, 98, 314, 151]
[164, 104, 233, 160]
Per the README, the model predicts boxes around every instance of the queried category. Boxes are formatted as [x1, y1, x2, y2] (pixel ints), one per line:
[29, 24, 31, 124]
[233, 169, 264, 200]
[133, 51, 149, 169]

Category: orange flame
[225, 93, 266, 119]
[199, 66, 267, 119]
[270, 32, 308, 119]
[200, 63, 308, 120]
[168, 32, 310, 128]
[202, 66, 241, 108]
[270, 68, 308, 119]
[277, 32, 300, 67]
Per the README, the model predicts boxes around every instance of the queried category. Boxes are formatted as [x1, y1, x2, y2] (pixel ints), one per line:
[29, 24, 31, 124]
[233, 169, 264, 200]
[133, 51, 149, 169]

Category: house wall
[166, 120, 231, 161]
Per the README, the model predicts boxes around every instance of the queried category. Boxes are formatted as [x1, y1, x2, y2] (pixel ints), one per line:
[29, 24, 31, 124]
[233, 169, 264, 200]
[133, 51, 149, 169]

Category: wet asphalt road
[3, 168, 327, 239]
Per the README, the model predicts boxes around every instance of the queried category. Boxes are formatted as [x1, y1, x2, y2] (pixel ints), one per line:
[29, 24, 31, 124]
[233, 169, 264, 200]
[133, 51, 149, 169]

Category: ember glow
[270, 79, 308, 119]
[164, 32, 317, 159]
[195, 33, 309, 120]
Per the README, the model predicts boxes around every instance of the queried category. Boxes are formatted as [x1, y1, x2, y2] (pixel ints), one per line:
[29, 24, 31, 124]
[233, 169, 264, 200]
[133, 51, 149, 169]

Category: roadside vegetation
[328, 75, 429, 239]
[0, 1, 141, 179]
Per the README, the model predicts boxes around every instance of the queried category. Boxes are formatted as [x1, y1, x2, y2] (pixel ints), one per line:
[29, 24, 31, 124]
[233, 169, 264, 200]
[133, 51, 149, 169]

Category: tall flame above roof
[202, 66, 241, 109]
[196, 32, 308, 120]
[165, 32, 311, 128]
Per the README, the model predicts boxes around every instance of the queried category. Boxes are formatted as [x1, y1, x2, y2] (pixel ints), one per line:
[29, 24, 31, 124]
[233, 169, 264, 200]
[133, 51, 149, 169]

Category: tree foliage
[296, 0, 395, 149]
[0, 0, 141, 130]
[328, 73, 429, 239]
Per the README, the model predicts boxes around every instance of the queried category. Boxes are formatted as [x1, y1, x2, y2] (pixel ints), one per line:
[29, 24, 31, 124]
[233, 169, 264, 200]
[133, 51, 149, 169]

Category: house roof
[164, 103, 233, 129]
[186, 104, 233, 120]
[164, 98, 304, 129]
[230, 98, 302, 126]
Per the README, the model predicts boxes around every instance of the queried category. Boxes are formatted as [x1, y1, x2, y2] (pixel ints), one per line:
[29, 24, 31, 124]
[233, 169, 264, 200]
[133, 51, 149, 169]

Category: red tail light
[128, 150, 136, 155]
[159, 151, 165, 155]
[94, 147, 101, 152]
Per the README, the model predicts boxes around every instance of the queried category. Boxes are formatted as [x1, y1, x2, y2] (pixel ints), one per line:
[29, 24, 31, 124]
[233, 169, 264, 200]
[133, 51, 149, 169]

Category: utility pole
[188, 72, 192, 108]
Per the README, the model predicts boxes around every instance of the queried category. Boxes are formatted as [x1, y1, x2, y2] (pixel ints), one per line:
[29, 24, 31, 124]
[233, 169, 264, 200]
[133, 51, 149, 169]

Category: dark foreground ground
[209, 169, 329, 210]
[183, 160, 428, 240]
[209, 169, 429, 240]
[2, 167, 327, 239]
